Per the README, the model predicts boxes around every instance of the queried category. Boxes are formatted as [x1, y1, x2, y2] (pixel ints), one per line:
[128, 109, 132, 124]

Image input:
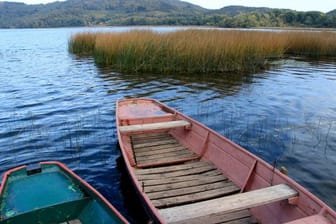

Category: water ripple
[0, 28, 336, 220]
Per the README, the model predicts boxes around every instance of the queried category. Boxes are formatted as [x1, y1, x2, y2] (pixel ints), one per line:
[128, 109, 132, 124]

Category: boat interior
[0, 164, 120, 224]
[118, 106, 333, 224]
[130, 132, 258, 224]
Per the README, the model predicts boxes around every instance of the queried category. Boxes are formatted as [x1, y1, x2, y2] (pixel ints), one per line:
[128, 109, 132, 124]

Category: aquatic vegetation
[68, 32, 96, 55]
[284, 31, 336, 57]
[69, 30, 336, 73]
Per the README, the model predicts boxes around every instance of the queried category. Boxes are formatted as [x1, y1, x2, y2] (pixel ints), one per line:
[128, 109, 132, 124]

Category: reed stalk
[284, 31, 336, 57]
[68, 32, 97, 55]
[69, 30, 336, 73]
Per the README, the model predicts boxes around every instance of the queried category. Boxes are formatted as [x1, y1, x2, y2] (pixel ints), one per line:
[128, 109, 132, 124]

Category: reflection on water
[0, 28, 335, 222]
[101, 72, 255, 100]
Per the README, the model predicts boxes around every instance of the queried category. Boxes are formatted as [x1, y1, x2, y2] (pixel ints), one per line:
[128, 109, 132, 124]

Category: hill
[327, 9, 336, 15]
[0, 0, 335, 28]
[0, 0, 207, 27]
[215, 5, 274, 16]
[211, 7, 336, 28]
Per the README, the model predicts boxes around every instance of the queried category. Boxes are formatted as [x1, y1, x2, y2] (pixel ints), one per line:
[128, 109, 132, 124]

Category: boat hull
[0, 161, 128, 224]
[116, 98, 336, 224]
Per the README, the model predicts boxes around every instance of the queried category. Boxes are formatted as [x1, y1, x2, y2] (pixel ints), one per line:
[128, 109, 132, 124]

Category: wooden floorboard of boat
[137, 155, 197, 166]
[136, 164, 218, 180]
[135, 148, 195, 162]
[131, 132, 256, 222]
[132, 132, 171, 139]
[132, 132, 173, 143]
[142, 170, 225, 186]
[143, 175, 229, 193]
[133, 139, 178, 149]
[135, 145, 187, 156]
[135, 160, 210, 175]
[132, 136, 173, 146]
[147, 181, 235, 200]
[169, 209, 258, 224]
[131, 133, 198, 166]
[152, 185, 240, 208]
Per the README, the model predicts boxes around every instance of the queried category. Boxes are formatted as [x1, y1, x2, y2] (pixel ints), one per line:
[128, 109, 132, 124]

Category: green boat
[0, 161, 128, 224]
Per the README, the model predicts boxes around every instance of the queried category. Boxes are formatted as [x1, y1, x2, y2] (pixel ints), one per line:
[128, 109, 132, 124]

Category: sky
[5, 0, 336, 13]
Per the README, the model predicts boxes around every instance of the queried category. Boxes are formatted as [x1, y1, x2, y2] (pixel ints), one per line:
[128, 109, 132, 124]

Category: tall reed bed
[69, 30, 336, 73]
[69, 32, 96, 55]
[284, 31, 336, 57]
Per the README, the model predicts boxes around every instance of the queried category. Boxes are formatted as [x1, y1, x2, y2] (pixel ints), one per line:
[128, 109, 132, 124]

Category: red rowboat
[116, 98, 336, 224]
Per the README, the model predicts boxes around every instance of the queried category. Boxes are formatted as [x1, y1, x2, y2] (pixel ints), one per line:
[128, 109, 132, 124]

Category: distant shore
[1, 1, 335, 29]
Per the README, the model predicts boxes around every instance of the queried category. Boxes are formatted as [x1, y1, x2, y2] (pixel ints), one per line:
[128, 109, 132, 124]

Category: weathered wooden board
[136, 155, 197, 166]
[143, 176, 229, 193]
[170, 209, 257, 224]
[132, 133, 198, 166]
[133, 139, 178, 149]
[133, 134, 174, 144]
[159, 184, 298, 223]
[147, 181, 236, 200]
[152, 185, 240, 208]
[119, 120, 190, 133]
[131, 132, 170, 141]
[135, 160, 210, 175]
[134, 145, 187, 156]
[141, 170, 224, 186]
[137, 164, 217, 180]
[136, 149, 195, 162]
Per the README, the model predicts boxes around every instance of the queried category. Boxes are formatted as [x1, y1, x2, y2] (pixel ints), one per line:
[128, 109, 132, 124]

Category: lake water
[0, 27, 335, 222]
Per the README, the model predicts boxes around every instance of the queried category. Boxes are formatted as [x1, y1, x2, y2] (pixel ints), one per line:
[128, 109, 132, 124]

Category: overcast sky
[5, 0, 336, 13]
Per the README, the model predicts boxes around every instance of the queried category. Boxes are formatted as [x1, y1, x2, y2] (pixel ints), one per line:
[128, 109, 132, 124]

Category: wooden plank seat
[131, 132, 198, 167]
[159, 184, 298, 223]
[119, 120, 191, 133]
[169, 209, 258, 224]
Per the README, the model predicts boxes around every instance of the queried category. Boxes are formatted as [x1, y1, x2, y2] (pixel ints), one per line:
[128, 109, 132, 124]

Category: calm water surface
[0, 27, 335, 222]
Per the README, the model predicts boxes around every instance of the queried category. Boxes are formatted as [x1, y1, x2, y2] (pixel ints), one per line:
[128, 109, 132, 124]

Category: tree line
[0, 0, 335, 28]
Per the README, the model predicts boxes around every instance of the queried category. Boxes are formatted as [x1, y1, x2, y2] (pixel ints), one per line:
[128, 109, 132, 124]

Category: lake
[0, 27, 335, 222]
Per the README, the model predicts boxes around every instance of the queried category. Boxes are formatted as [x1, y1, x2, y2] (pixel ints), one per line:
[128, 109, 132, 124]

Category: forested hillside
[0, 0, 335, 28]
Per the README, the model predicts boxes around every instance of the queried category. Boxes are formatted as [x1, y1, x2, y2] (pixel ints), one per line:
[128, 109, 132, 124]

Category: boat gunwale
[0, 161, 129, 224]
[116, 97, 336, 223]
[117, 99, 166, 223]
[0, 165, 26, 198]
